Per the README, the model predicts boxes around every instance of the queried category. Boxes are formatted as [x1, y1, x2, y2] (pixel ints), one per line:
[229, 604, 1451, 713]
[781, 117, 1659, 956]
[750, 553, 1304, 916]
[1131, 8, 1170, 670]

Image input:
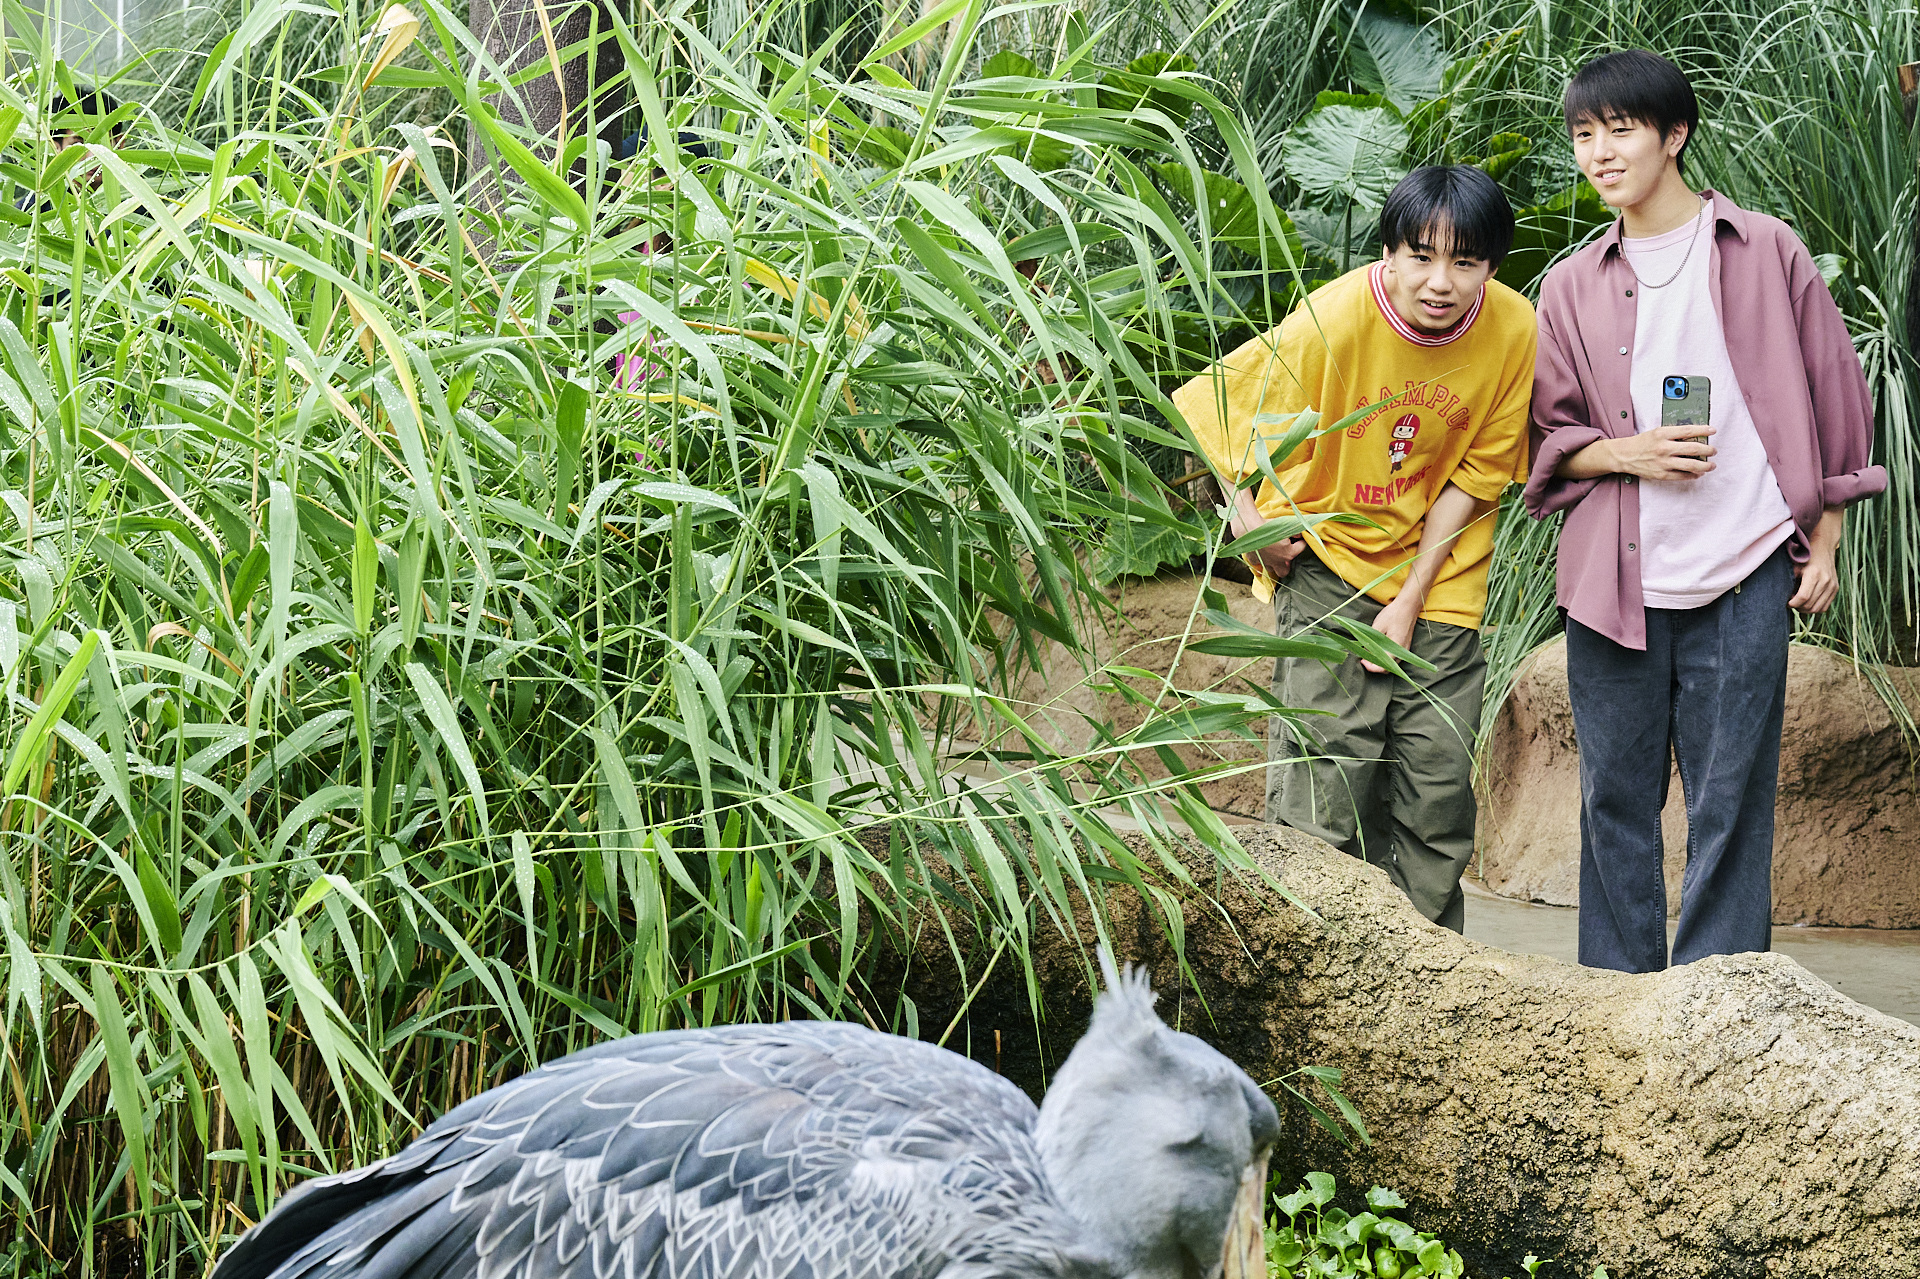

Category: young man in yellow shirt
[1172, 166, 1536, 931]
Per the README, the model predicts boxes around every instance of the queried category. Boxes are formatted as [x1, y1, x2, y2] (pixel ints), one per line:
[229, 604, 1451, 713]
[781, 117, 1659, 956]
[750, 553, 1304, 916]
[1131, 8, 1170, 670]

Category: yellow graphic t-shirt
[1170, 262, 1536, 629]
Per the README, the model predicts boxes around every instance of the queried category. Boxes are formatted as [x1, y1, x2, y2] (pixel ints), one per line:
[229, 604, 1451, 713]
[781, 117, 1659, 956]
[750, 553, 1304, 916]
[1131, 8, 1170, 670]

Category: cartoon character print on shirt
[1340, 382, 1472, 506]
[1387, 414, 1419, 472]
[1352, 411, 1434, 507]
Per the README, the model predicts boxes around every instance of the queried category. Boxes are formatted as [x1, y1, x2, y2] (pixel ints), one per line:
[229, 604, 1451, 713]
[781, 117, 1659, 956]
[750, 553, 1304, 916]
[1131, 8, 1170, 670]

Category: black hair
[1377, 165, 1515, 268]
[49, 87, 124, 137]
[1563, 50, 1699, 174]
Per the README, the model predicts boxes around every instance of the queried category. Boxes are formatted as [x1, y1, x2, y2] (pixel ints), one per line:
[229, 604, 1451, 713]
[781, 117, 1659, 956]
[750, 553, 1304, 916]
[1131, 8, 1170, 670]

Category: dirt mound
[998, 572, 1272, 816]
[1478, 638, 1920, 927]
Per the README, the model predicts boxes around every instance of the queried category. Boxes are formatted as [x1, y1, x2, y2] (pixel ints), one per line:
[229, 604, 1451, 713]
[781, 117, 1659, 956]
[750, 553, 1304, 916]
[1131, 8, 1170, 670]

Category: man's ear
[1665, 120, 1690, 158]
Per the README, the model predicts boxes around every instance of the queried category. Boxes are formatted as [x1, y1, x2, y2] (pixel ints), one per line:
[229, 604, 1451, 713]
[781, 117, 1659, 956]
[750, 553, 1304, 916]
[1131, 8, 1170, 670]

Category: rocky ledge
[908, 823, 1920, 1278]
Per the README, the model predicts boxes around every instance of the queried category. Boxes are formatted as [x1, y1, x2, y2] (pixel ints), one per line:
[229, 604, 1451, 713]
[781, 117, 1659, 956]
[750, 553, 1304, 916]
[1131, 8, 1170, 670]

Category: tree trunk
[465, 0, 627, 230]
[897, 823, 1920, 1279]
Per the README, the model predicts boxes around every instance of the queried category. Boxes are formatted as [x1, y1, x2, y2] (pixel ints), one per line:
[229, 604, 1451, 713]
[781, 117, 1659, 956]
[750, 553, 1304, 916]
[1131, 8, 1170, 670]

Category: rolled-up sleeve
[1821, 467, 1886, 507]
[1793, 251, 1888, 507]
[1523, 300, 1606, 518]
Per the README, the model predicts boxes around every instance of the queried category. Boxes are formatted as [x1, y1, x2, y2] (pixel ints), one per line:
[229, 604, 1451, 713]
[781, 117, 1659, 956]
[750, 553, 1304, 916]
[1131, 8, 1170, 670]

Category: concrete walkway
[1462, 879, 1920, 1027]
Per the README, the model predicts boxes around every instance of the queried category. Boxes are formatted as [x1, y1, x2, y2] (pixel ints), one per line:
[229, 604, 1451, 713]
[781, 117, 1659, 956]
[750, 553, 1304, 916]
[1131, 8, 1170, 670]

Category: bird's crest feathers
[1090, 946, 1162, 1046]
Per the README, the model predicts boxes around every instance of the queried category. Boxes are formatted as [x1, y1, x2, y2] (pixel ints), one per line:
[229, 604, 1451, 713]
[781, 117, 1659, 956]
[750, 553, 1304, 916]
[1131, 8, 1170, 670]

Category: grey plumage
[213, 957, 1278, 1279]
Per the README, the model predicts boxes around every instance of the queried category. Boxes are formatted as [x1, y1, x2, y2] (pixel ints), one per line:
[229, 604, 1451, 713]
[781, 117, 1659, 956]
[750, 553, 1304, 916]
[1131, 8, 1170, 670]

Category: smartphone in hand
[1661, 375, 1711, 445]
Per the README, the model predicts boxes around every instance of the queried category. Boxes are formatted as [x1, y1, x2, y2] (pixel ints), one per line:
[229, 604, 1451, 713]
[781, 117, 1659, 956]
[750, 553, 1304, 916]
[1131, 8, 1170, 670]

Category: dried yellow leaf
[363, 4, 422, 90]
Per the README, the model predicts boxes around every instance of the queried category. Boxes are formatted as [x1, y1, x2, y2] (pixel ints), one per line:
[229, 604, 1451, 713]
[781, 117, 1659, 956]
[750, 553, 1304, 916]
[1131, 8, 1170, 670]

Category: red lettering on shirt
[1352, 464, 1432, 506]
[1347, 381, 1477, 440]
[1350, 385, 1399, 438]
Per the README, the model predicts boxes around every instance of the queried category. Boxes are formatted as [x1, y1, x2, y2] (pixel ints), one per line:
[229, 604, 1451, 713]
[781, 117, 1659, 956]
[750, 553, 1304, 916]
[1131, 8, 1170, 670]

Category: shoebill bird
[212, 954, 1279, 1279]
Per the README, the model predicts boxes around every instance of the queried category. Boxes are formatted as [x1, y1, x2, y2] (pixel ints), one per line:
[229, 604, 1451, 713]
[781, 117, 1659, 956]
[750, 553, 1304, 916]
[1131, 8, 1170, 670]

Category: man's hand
[1358, 482, 1491, 674]
[1789, 506, 1844, 614]
[1362, 594, 1420, 674]
[1555, 425, 1717, 482]
[1229, 488, 1310, 579]
[1256, 535, 1309, 579]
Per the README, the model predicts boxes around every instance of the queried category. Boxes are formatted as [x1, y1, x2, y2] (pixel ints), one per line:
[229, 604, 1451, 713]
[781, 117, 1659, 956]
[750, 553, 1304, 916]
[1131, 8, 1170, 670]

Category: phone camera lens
[1664, 376, 1689, 398]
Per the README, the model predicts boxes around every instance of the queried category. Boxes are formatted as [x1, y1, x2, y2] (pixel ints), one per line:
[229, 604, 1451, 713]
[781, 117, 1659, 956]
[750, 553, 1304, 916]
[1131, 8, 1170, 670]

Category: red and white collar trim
[1369, 261, 1485, 347]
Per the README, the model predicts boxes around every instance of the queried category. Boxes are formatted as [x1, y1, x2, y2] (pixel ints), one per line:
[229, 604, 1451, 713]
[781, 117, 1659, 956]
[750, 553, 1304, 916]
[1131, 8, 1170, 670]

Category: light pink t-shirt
[1623, 201, 1795, 608]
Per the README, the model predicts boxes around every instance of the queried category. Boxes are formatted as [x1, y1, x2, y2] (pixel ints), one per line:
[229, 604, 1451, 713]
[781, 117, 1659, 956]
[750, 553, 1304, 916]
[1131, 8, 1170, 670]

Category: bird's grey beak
[1220, 1152, 1269, 1279]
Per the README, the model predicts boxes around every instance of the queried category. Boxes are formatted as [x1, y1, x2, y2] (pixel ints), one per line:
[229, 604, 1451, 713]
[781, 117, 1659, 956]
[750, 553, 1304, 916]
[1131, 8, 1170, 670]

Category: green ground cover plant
[1269, 1174, 1469, 1279]
[1266, 1173, 1609, 1279]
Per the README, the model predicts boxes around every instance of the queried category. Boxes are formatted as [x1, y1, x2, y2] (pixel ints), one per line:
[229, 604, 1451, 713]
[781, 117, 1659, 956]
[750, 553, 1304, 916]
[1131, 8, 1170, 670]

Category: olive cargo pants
[1266, 554, 1486, 931]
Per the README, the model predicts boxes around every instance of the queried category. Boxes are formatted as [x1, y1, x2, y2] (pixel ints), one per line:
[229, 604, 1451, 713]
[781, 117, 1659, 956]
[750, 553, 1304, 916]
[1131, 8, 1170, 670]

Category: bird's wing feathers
[215, 1022, 1107, 1279]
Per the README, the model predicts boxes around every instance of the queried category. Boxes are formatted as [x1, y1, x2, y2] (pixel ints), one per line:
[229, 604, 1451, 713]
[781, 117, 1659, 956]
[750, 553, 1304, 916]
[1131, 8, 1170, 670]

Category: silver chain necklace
[1623, 195, 1707, 290]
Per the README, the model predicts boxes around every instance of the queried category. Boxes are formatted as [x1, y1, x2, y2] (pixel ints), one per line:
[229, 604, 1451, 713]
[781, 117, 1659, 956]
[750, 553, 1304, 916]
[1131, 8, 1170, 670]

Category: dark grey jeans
[1565, 547, 1792, 973]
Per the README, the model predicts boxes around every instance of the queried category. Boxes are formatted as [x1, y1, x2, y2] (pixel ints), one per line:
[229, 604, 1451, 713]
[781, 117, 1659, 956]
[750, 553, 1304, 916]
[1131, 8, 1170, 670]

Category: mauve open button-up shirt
[1522, 189, 1887, 650]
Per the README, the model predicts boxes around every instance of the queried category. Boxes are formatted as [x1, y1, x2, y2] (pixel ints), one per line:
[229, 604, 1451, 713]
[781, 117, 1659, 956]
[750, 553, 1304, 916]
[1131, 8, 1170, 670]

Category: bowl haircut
[50, 88, 121, 122]
[49, 87, 126, 144]
[1377, 165, 1515, 269]
[1563, 49, 1700, 174]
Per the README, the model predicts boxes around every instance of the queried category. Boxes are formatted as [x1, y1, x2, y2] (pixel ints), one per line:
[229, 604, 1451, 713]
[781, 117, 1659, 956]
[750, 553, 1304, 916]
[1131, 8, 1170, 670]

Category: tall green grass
[0, 0, 1359, 1267]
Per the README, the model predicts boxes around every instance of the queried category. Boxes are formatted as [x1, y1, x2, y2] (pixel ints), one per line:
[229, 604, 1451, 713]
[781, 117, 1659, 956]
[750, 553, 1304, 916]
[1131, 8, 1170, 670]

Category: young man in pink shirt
[1524, 51, 1886, 973]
